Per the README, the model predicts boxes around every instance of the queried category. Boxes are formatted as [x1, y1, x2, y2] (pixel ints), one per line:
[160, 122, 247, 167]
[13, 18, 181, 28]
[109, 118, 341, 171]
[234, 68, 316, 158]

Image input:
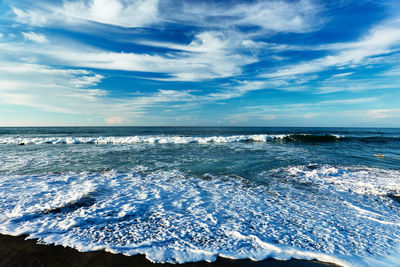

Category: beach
[0, 234, 338, 267]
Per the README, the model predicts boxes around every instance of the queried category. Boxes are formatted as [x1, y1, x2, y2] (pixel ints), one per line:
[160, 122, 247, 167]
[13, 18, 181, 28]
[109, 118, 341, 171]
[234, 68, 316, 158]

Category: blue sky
[0, 0, 399, 126]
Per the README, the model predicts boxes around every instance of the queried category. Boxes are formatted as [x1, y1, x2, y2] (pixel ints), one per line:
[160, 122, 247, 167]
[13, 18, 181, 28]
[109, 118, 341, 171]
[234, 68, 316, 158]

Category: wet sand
[0, 234, 340, 267]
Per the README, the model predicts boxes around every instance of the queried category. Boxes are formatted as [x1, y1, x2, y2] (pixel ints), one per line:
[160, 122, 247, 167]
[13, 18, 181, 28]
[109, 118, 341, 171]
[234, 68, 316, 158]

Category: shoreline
[0, 233, 340, 267]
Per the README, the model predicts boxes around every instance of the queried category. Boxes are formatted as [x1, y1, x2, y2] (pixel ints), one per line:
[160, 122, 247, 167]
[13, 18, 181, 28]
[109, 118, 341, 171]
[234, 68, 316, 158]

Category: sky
[0, 0, 399, 127]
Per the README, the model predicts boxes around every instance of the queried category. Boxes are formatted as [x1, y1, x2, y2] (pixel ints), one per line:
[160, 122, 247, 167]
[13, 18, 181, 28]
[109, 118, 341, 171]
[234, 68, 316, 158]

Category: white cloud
[0, 62, 109, 114]
[0, 55, 276, 120]
[12, 0, 159, 28]
[140, 31, 238, 53]
[62, 0, 159, 27]
[69, 74, 104, 88]
[7, 0, 325, 84]
[0, 33, 3, 38]
[232, 0, 322, 33]
[0, 33, 266, 117]
[12, 7, 48, 26]
[6, 30, 256, 82]
[331, 72, 354, 78]
[263, 19, 400, 78]
[0, 58, 211, 123]
[234, 81, 268, 93]
[319, 97, 377, 105]
[105, 116, 126, 124]
[132, 30, 264, 81]
[165, 0, 322, 33]
[22, 31, 47, 43]
[11, 0, 321, 34]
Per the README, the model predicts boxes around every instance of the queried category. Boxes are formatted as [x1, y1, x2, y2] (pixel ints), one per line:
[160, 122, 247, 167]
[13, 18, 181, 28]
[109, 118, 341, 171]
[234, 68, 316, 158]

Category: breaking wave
[0, 134, 344, 145]
[3, 134, 398, 145]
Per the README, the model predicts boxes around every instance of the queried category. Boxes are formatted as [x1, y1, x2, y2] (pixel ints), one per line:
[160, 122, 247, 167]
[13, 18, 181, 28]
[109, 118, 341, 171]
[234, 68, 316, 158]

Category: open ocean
[1, 127, 400, 266]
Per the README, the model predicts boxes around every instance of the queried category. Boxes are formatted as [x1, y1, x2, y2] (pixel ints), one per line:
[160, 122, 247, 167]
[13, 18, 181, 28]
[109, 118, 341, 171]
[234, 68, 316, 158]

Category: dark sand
[0, 234, 340, 267]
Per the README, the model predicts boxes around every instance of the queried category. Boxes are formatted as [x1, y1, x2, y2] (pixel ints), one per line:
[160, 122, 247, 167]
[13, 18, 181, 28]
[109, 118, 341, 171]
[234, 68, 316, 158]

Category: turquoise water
[1, 127, 400, 266]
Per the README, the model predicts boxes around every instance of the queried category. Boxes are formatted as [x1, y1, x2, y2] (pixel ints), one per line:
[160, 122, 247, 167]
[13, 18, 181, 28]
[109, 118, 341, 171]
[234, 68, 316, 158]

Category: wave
[0, 134, 345, 145]
[1, 167, 400, 266]
[281, 134, 341, 142]
[4, 134, 398, 145]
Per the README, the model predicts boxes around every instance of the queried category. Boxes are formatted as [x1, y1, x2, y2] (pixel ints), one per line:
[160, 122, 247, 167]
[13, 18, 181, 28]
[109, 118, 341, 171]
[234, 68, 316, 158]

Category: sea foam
[1, 166, 400, 266]
[285, 165, 400, 196]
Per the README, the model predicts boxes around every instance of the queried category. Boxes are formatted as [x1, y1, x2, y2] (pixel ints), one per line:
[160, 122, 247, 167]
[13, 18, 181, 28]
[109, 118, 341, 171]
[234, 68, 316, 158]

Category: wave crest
[0, 134, 342, 145]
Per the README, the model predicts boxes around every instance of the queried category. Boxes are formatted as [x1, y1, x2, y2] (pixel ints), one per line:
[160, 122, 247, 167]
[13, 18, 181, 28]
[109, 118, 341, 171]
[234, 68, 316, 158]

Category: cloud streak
[0, 58, 212, 124]
[163, 0, 322, 33]
[11, 0, 322, 33]
[22, 31, 47, 43]
[263, 19, 400, 79]
[2, 30, 257, 82]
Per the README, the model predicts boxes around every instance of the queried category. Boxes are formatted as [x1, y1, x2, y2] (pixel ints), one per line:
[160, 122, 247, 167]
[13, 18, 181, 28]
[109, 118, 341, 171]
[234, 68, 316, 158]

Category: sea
[1, 127, 400, 266]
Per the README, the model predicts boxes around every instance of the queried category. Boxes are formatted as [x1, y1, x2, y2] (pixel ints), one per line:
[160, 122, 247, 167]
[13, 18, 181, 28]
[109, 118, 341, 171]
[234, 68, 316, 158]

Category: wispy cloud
[319, 97, 378, 105]
[22, 31, 47, 43]
[11, 6, 48, 26]
[164, 0, 322, 33]
[0, 54, 291, 123]
[62, 0, 160, 27]
[11, 0, 322, 33]
[262, 19, 400, 78]
[1, 30, 256, 82]
[249, 17, 400, 95]
[11, 0, 160, 28]
[205, 81, 268, 100]
[0, 61, 108, 114]
[246, 97, 379, 113]
[0, 58, 210, 124]
[380, 66, 400, 77]
[8, 0, 324, 83]
[331, 72, 353, 78]
[316, 75, 400, 94]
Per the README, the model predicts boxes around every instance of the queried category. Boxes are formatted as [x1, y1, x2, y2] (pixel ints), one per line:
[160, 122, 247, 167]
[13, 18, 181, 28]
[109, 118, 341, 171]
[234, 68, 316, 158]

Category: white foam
[0, 172, 97, 219]
[0, 134, 289, 145]
[285, 165, 400, 196]
[1, 167, 400, 266]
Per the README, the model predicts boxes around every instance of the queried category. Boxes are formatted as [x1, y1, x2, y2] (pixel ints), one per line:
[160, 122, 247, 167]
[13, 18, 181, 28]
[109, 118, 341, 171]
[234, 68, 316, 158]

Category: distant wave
[1, 134, 399, 145]
[0, 134, 340, 145]
[281, 134, 341, 142]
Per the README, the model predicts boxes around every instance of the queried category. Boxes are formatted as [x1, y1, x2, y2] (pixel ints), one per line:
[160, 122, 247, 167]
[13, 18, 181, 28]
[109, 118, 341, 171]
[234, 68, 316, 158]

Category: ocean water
[1, 127, 400, 266]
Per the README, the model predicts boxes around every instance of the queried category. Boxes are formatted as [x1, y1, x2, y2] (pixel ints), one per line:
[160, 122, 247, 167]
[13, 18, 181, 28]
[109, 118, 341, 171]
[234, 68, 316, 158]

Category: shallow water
[1, 127, 400, 266]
